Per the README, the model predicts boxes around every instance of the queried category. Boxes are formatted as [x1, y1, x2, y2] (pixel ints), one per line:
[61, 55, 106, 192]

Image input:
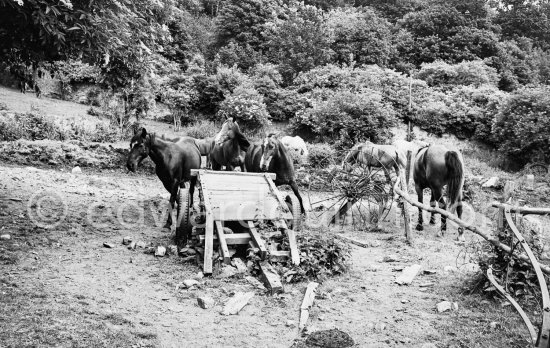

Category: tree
[327, 7, 396, 67]
[263, 2, 334, 84]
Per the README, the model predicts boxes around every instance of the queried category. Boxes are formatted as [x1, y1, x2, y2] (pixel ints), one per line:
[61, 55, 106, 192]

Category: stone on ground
[197, 296, 215, 309]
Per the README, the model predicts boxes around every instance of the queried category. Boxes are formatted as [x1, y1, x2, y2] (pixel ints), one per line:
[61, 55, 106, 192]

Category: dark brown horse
[126, 128, 201, 242]
[211, 117, 250, 171]
[163, 135, 215, 169]
[245, 134, 305, 214]
[413, 144, 465, 242]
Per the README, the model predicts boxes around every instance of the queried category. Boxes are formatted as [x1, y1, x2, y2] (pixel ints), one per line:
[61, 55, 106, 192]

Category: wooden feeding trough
[183, 170, 301, 286]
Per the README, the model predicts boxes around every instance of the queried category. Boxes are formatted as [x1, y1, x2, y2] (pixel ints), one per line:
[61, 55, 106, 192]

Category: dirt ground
[0, 162, 535, 348]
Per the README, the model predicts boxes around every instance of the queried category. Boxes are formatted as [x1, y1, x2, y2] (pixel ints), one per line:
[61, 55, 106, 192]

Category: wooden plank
[248, 221, 268, 260]
[491, 202, 550, 216]
[191, 169, 276, 179]
[334, 234, 369, 248]
[259, 261, 283, 294]
[285, 228, 300, 266]
[211, 203, 291, 221]
[269, 250, 290, 262]
[200, 170, 214, 275]
[215, 221, 231, 265]
[199, 233, 251, 245]
[264, 173, 290, 214]
[399, 176, 413, 245]
[299, 282, 319, 331]
[221, 291, 255, 315]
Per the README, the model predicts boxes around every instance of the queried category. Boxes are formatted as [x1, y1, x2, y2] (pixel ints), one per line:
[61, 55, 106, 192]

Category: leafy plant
[216, 84, 270, 131]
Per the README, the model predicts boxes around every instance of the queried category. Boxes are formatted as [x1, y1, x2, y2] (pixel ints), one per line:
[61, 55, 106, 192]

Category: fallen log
[394, 186, 550, 276]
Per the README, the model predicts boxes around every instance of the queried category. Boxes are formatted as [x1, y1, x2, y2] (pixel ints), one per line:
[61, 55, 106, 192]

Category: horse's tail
[445, 151, 464, 212]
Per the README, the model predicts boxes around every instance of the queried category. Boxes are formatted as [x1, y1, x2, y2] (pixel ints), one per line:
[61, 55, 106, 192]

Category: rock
[193, 272, 204, 280]
[286, 320, 297, 327]
[219, 265, 238, 278]
[374, 322, 386, 332]
[167, 245, 178, 255]
[71, 166, 82, 174]
[489, 321, 498, 329]
[525, 174, 535, 191]
[179, 247, 196, 256]
[155, 246, 166, 257]
[401, 299, 409, 304]
[395, 264, 422, 285]
[443, 266, 456, 273]
[482, 176, 499, 188]
[183, 279, 199, 288]
[223, 227, 234, 234]
[136, 241, 146, 248]
[197, 296, 215, 309]
[0, 234, 11, 240]
[366, 264, 382, 272]
[103, 242, 114, 248]
[122, 236, 132, 245]
[452, 302, 459, 311]
[419, 282, 434, 288]
[221, 291, 255, 315]
[436, 301, 452, 313]
[382, 255, 398, 263]
[423, 269, 437, 275]
[127, 241, 136, 250]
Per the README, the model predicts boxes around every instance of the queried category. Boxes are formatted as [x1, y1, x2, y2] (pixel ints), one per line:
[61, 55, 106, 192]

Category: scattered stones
[395, 264, 422, 285]
[286, 320, 297, 327]
[155, 246, 166, 257]
[127, 241, 136, 250]
[382, 255, 398, 263]
[482, 176, 499, 188]
[183, 279, 199, 288]
[122, 236, 132, 245]
[197, 296, 215, 309]
[71, 166, 82, 174]
[0, 234, 11, 240]
[103, 242, 114, 248]
[436, 301, 458, 313]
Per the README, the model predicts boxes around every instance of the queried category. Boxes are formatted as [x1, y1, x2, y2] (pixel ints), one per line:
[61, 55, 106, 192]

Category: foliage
[327, 7, 395, 67]
[292, 89, 397, 147]
[280, 232, 351, 283]
[182, 119, 219, 139]
[416, 60, 499, 89]
[214, 41, 263, 71]
[54, 60, 101, 85]
[216, 84, 270, 131]
[493, 86, 550, 164]
[307, 143, 337, 169]
[263, 2, 334, 84]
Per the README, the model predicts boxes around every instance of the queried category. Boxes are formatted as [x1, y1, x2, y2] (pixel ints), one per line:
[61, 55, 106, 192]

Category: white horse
[281, 135, 309, 158]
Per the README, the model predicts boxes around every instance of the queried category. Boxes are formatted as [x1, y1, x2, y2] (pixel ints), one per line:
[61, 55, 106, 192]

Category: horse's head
[342, 144, 361, 172]
[214, 116, 250, 150]
[260, 133, 278, 171]
[127, 128, 150, 172]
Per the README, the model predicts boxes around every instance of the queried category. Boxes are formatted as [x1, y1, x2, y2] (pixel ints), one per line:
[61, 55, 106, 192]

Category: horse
[164, 135, 215, 169]
[195, 137, 215, 168]
[342, 141, 406, 184]
[413, 144, 465, 242]
[245, 133, 306, 214]
[392, 139, 430, 181]
[281, 135, 309, 158]
[126, 128, 201, 242]
[210, 117, 250, 171]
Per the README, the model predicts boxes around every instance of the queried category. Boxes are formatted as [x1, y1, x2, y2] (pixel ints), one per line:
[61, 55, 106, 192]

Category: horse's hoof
[415, 225, 423, 231]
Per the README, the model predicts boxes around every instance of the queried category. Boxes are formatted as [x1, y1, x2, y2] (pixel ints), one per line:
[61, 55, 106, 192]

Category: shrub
[195, 65, 251, 114]
[182, 120, 219, 139]
[307, 143, 337, 169]
[216, 84, 270, 131]
[416, 60, 499, 89]
[0, 111, 65, 141]
[493, 86, 550, 164]
[292, 89, 397, 148]
[266, 88, 310, 121]
[280, 232, 352, 283]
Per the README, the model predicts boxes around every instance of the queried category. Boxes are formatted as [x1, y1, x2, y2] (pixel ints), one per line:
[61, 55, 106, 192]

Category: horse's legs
[165, 181, 179, 229]
[456, 200, 465, 242]
[415, 184, 424, 231]
[433, 187, 446, 237]
[225, 165, 234, 171]
[429, 190, 437, 225]
[211, 158, 222, 171]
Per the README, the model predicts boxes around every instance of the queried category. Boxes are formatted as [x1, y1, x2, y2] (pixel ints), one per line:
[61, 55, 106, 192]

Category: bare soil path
[0, 164, 533, 348]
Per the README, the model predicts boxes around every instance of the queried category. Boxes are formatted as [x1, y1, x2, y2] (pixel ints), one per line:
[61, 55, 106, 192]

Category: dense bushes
[493, 86, 550, 164]
[416, 60, 499, 89]
[292, 89, 397, 148]
[216, 84, 270, 131]
[307, 143, 337, 169]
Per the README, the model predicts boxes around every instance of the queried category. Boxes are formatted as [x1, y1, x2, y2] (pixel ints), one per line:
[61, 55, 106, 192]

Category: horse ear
[141, 128, 147, 138]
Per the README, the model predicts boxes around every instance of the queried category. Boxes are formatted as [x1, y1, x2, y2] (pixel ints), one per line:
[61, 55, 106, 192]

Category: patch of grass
[181, 119, 219, 139]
